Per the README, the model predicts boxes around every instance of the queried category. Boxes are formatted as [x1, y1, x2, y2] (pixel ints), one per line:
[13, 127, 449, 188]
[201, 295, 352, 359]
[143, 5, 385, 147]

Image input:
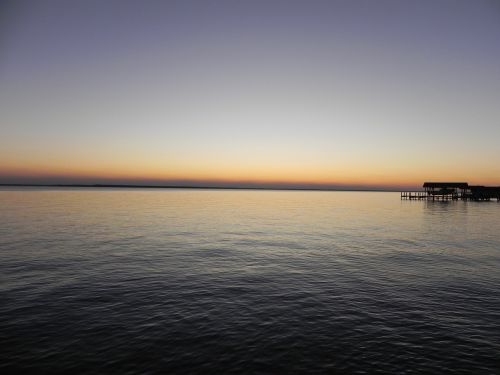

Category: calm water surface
[1, 188, 499, 374]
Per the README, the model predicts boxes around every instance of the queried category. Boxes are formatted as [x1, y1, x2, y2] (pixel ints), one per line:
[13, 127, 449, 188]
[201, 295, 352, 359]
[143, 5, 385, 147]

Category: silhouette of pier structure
[401, 182, 500, 201]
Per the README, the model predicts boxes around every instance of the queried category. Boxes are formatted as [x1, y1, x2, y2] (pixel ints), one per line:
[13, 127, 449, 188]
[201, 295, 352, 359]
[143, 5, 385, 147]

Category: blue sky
[1, 0, 500, 188]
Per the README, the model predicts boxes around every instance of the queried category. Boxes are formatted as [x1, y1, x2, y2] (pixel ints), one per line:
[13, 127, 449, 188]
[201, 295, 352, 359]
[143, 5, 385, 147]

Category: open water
[1, 188, 499, 374]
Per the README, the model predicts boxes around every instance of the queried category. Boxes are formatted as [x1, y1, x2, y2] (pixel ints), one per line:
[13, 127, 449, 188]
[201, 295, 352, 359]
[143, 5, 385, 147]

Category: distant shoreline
[0, 184, 400, 193]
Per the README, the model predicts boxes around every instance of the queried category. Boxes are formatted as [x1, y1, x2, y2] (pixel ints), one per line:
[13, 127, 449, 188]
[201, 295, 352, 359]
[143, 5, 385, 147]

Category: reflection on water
[1, 188, 500, 374]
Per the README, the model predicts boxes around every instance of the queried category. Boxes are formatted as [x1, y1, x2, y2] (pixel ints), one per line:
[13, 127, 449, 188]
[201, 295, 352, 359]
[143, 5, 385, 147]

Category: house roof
[469, 186, 500, 191]
[423, 182, 469, 189]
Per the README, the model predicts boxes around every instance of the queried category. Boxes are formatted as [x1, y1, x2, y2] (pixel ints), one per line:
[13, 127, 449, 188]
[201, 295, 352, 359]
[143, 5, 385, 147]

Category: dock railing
[400, 191, 428, 200]
[401, 191, 460, 200]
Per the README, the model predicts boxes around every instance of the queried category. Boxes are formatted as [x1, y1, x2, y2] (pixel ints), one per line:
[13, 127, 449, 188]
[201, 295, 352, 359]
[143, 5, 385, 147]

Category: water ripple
[1, 189, 500, 374]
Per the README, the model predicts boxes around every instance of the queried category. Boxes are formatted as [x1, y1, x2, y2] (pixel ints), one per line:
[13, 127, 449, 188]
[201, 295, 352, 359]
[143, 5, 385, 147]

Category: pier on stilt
[401, 182, 500, 201]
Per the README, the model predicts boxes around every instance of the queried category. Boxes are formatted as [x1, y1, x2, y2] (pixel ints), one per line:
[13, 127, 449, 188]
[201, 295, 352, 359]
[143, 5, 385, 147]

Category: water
[1, 188, 499, 374]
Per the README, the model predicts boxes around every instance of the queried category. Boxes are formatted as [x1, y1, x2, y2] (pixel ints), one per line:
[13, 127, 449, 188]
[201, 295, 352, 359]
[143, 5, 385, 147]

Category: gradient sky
[1, 0, 500, 189]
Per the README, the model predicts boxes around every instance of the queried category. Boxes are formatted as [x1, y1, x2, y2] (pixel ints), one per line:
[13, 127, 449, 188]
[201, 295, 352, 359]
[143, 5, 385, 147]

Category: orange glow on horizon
[2, 160, 500, 190]
[2, 141, 500, 189]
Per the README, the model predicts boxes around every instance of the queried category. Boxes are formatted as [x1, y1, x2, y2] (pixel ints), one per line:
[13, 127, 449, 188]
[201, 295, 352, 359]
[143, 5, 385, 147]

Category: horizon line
[0, 183, 403, 193]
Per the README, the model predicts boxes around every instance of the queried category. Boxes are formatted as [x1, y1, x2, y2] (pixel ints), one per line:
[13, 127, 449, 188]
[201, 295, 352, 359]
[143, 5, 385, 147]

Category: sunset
[2, 0, 499, 189]
[1, 1, 500, 374]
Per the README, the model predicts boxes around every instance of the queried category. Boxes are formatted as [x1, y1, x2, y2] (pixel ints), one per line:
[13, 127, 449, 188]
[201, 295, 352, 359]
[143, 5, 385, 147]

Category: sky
[1, 0, 500, 189]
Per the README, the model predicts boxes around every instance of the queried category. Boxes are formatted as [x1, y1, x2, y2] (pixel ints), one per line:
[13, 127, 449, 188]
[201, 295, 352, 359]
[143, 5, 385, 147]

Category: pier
[401, 182, 500, 201]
